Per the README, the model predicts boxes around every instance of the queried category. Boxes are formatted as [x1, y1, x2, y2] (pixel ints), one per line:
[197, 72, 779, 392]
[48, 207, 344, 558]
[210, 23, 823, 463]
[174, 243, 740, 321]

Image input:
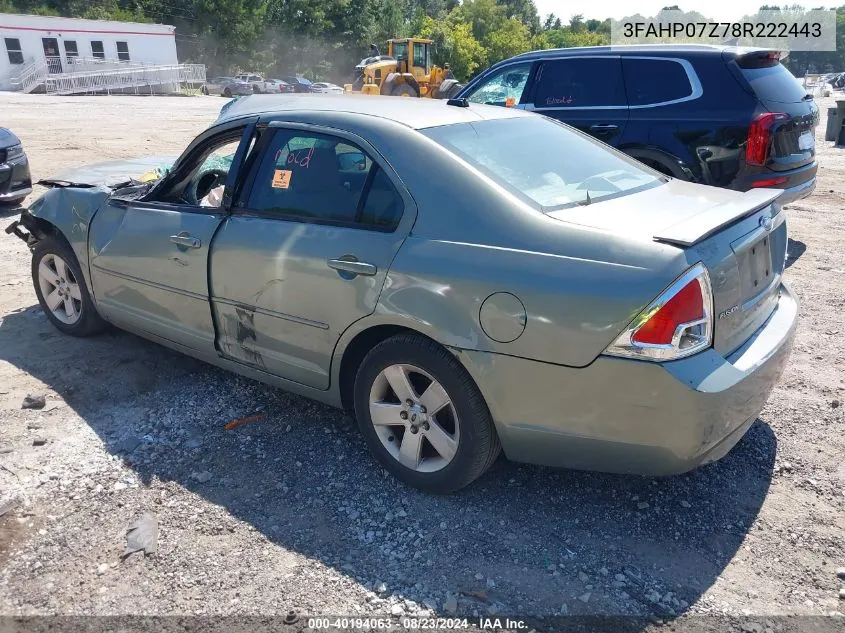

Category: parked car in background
[457, 45, 819, 204]
[202, 77, 252, 97]
[261, 78, 296, 94]
[235, 73, 265, 92]
[281, 75, 317, 93]
[312, 82, 344, 94]
[8, 96, 797, 493]
[0, 128, 31, 206]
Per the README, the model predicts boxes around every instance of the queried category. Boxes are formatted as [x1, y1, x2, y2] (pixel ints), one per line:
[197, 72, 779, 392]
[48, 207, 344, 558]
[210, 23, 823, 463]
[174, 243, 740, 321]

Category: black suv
[456, 45, 818, 203]
[0, 128, 32, 206]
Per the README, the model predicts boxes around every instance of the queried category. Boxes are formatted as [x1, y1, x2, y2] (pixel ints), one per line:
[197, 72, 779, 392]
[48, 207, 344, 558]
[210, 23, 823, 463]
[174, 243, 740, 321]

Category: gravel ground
[0, 92, 843, 630]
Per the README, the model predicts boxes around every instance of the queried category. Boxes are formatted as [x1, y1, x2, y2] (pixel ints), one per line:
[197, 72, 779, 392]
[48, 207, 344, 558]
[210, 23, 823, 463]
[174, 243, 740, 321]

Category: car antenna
[446, 97, 469, 108]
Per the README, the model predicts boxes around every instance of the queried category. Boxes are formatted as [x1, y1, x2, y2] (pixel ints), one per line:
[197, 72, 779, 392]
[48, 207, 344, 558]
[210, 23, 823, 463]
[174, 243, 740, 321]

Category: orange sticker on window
[505, 97, 516, 107]
[272, 169, 292, 189]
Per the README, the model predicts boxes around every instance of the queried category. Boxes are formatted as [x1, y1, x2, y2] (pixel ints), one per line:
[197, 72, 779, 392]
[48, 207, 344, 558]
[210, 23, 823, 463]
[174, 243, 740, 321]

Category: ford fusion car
[5, 95, 797, 493]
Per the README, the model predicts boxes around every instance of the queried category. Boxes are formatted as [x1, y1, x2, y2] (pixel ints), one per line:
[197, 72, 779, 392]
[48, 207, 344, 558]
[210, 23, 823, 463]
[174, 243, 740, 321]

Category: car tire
[353, 333, 501, 493]
[223, 88, 232, 98]
[391, 83, 418, 98]
[31, 236, 106, 337]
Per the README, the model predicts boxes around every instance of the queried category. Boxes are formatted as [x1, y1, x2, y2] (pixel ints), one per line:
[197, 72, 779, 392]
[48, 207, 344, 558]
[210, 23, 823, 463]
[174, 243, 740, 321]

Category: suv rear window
[623, 58, 693, 106]
[739, 62, 806, 104]
[423, 117, 662, 211]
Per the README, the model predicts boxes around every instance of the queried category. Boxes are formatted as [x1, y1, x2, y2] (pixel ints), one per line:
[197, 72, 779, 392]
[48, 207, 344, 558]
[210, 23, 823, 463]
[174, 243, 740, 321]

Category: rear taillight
[746, 112, 789, 166]
[604, 263, 713, 361]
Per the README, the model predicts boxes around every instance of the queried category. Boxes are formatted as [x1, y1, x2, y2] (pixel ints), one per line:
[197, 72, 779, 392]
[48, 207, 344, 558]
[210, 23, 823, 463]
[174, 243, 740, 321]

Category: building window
[91, 41, 105, 59]
[116, 41, 130, 62]
[64, 40, 78, 64]
[4, 38, 23, 65]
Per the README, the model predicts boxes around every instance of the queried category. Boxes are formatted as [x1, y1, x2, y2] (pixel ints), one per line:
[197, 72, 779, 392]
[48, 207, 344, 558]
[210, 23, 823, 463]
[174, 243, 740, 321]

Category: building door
[41, 38, 61, 73]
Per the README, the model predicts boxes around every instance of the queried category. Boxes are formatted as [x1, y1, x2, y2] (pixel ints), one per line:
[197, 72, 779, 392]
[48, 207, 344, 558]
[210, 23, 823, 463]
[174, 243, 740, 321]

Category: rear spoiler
[723, 48, 789, 67]
[653, 188, 782, 247]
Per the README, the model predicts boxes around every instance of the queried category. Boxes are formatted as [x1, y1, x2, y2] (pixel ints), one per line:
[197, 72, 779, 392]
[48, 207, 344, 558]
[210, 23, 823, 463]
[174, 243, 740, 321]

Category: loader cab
[388, 38, 431, 79]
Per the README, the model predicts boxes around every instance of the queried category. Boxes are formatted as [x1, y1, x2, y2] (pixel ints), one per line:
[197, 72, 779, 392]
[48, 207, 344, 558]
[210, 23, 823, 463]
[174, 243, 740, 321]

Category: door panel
[89, 202, 224, 351]
[210, 217, 405, 388]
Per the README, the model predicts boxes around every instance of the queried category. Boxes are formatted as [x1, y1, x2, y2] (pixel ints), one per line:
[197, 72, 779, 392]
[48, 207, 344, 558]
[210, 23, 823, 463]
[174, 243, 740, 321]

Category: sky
[531, 0, 841, 21]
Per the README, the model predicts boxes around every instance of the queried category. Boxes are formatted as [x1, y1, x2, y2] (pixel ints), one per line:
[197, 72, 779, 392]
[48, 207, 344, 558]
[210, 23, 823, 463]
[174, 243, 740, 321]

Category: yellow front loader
[343, 38, 463, 99]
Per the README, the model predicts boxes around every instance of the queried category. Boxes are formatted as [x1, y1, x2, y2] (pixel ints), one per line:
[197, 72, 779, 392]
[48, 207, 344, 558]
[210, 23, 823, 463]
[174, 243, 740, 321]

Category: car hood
[42, 155, 178, 188]
[0, 127, 21, 149]
[547, 179, 782, 246]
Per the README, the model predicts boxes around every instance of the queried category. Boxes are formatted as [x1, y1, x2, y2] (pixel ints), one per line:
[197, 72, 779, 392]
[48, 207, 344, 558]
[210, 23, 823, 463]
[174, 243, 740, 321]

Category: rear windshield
[740, 63, 807, 103]
[422, 117, 663, 212]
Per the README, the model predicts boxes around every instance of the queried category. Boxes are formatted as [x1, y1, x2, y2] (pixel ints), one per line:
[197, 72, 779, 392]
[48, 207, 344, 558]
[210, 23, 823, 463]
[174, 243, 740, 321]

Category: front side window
[116, 41, 130, 61]
[466, 63, 531, 107]
[4, 38, 23, 65]
[246, 130, 403, 229]
[623, 58, 693, 106]
[151, 129, 247, 206]
[91, 41, 105, 59]
[423, 117, 662, 212]
[533, 57, 624, 108]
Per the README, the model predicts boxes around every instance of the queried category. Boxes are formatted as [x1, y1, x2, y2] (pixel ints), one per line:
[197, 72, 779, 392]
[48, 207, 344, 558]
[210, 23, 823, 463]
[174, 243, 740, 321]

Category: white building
[1, 13, 179, 91]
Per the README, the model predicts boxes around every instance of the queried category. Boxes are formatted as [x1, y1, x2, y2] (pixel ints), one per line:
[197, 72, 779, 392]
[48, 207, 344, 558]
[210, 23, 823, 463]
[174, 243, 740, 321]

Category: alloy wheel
[37, 253, 82, 325]
[368, 363, 460, 473]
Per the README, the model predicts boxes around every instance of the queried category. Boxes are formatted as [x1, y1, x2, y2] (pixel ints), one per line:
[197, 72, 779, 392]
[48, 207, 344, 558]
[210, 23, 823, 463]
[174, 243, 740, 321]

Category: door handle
[589, 124, 619, 133]
[170, 233, 201, 249]
[327, 258, 377, 276]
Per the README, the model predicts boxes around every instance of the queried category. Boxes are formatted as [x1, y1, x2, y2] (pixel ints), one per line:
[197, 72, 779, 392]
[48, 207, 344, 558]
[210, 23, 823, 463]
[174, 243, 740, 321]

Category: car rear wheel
[31, 237, 106, 337]
[223, 88, 232, 98]
[353, 334, 501, 493]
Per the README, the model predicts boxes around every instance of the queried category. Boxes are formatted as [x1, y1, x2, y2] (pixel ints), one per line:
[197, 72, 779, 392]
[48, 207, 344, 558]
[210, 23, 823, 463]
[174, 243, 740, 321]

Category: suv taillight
[604, 263, 713, 362]
[746, 112, 789, 166]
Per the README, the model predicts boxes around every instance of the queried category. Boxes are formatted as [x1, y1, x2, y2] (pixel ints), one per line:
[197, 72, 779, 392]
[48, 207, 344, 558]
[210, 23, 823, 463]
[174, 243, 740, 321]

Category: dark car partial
[0, 128, 32, 206]
[280, 75, 318, 93]
[456, 45, 819, 204]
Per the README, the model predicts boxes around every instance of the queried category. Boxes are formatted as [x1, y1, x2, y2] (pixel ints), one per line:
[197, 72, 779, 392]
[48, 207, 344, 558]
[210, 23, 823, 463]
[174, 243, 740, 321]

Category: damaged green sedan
[7, 95, 797, 493]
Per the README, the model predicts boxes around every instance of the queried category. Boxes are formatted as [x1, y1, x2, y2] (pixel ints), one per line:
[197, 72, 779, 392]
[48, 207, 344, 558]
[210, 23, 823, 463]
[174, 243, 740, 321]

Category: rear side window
[246, 130, 403, 229]
[533, 58, 624, 108]
[623, 58, 694, 106]
[423, 117, 662, 212]
[739, 63, 806, 104]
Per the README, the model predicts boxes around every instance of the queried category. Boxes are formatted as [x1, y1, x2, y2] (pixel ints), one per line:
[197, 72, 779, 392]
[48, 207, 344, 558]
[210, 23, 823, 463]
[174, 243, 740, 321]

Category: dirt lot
[0, 92, 843, 629]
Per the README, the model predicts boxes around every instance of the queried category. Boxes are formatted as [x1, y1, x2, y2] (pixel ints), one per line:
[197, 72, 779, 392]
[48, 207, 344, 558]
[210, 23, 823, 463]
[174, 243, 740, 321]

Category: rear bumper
[735, 160, 817, 204]
[456, 283, 798, 475]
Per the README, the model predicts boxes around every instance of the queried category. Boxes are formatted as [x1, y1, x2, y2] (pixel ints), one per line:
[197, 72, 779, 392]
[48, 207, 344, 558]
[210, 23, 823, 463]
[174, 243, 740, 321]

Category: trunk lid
[548, 180, 788, 356]
[731, 50, 820, 171]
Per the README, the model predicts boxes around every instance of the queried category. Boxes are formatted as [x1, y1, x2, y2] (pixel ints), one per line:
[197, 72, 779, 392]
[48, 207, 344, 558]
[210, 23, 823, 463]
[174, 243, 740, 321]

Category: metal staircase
[9, 59, 48, 94]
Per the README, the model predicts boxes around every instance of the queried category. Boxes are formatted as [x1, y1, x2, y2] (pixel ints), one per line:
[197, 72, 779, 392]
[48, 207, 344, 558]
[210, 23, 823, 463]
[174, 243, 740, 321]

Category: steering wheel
[186, 169, 229, 205]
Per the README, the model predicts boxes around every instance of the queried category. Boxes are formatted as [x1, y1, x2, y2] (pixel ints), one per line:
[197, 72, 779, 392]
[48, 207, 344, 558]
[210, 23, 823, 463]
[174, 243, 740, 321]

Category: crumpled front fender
[20, 186, 111, 289]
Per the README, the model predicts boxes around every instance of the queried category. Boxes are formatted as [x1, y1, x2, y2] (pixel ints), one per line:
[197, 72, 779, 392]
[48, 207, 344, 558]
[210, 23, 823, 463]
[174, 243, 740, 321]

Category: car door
[88, 120, 256, 354]
[209, 122, 415, 389]
[522, 56, 629, 146]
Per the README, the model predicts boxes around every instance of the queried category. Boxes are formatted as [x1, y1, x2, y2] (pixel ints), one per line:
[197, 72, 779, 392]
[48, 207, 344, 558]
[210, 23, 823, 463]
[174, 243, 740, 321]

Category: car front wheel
[31, 237, 106, 337]
[354, 334, 501, 493]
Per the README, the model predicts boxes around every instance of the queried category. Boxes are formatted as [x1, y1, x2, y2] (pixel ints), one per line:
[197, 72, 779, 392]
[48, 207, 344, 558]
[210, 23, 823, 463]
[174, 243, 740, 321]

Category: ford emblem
[759, 213, 773, 231]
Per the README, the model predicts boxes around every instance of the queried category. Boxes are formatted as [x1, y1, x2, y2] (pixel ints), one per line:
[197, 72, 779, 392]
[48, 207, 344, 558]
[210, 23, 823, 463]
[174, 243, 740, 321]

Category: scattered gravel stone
[578, 571, 590, 582]
[680, 500, 691, 508]
[578, 592, 591, 603]
[390, 604, 404, 616]
[21, 394, 46, 410]
[31, 437, 47, 446]
[192, 471, 212, 483]
[443, 595, 458, 614]
[486, 578, 496, 589]
[637, 502, 650, 510]
[97, 563, 108, 575]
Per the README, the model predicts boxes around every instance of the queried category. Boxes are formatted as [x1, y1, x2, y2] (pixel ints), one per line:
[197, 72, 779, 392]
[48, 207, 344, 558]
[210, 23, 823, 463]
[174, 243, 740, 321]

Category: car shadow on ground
[786, 238, 807, 269]
[0, 306, 777, 623]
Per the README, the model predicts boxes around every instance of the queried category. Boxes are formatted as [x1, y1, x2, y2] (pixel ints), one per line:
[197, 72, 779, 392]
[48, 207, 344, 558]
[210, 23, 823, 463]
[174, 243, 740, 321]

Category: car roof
[216, 94, 530, 129]
[506, 43, 775, 63]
